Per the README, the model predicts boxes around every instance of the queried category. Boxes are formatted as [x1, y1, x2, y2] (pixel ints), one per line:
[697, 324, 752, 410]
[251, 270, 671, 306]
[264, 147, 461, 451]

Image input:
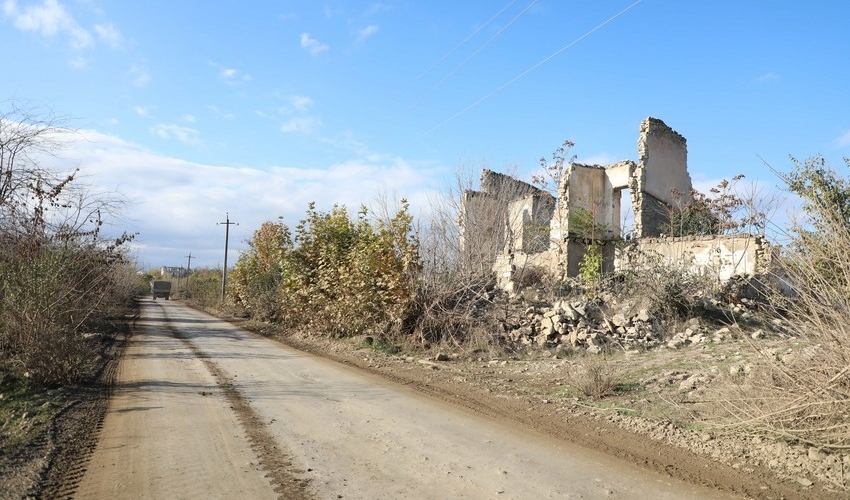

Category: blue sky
[3, 0, 849, 269]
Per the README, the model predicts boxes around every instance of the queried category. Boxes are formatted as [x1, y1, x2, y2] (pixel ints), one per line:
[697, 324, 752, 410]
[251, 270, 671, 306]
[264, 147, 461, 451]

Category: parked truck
[151, 280, 172, 300]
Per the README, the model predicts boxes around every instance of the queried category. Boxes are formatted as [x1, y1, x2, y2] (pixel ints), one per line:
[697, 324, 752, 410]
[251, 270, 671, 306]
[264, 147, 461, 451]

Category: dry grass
[571, 354, 620, 399]
[703, 191, 850, 450]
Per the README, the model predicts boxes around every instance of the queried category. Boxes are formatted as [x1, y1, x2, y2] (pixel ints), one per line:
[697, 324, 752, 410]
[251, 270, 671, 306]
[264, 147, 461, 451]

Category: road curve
[74, 299, 742, 500]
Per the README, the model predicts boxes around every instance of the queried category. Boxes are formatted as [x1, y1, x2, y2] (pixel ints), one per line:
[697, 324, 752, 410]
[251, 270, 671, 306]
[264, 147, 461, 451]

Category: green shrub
[231, 201, 420, 338]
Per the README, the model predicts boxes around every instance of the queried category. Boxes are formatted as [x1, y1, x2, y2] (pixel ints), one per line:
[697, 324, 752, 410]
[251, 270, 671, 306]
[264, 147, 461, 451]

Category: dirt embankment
[0, 335, 123, 500]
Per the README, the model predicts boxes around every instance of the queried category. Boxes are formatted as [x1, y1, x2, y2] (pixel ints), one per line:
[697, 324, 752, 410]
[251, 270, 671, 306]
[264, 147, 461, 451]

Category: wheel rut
[158, 304, 313, 500]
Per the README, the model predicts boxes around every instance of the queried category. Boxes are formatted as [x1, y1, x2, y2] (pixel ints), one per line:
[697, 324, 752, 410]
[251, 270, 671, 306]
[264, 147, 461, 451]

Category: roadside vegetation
[0, 102, 139, 461]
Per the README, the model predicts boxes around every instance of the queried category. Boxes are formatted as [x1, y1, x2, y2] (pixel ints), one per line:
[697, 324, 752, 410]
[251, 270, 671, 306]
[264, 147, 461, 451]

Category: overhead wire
[409, 0, 520, 87]
[400, 0, 540, 116]
[413, 0, 645, 142]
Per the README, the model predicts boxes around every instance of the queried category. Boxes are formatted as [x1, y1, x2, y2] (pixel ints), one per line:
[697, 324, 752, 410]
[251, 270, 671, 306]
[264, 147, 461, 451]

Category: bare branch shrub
[0, 101, 137, 386]
[570, 353, 620, 399]
[410, 164, 551, 348]
[616, 248, 719, 324]
[707, 156, 850, 450]
[532, 139, 575, 195]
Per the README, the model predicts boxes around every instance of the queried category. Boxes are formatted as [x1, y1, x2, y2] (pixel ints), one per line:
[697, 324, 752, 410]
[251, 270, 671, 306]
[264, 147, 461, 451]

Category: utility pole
[217, 213, 238, 300]
[185, 252, 193, 294]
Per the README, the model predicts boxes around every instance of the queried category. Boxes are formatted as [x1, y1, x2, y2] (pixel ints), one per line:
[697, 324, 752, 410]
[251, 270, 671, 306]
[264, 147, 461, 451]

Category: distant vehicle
[151, 280, 172, 300]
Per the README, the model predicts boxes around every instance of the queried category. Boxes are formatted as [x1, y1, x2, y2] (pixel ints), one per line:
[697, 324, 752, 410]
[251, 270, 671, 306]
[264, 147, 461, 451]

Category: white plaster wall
[565, 165, 613, 236]
[641, 138, 690, 205]
[605, 161, 633, 189]
[508, 195, 534, 251]
[634, 235, 764, 280]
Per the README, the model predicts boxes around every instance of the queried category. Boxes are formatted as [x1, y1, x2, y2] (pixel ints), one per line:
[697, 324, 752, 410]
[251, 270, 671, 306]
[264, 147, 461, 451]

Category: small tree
[532, 139, 575, 196]
[565, 201, 613, 294]
[667, 175, 748, 237]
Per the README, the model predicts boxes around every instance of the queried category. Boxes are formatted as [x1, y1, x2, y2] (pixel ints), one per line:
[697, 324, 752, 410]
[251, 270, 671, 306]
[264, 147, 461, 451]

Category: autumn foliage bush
[230, 201, 419, 338]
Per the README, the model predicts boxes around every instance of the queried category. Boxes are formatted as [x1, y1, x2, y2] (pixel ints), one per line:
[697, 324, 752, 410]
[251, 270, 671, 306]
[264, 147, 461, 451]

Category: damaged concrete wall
[460, 169, 554, 273]
[507, 193, 555, 253]
[633, 117, 693, 237]
[621, 235, 771, 280]
[459, 190, 502, 273]
[561, 161, 635, 239]
[461, 117, 767, 293]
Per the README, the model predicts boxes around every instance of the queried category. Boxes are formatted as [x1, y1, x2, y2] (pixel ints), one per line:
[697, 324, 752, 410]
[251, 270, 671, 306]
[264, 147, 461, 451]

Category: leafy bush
[229, 220, 293, 322]
[231, 201, 419, 339]
[184, 268, 223, 308]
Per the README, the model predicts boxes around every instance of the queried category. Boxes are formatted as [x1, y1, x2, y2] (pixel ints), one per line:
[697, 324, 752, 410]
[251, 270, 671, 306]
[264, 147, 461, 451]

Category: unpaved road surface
[72, 299, 742, 499]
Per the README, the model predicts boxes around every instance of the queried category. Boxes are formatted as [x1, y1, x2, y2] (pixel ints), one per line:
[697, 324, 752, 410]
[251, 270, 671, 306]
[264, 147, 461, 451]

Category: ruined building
[460, 117, 770, 293]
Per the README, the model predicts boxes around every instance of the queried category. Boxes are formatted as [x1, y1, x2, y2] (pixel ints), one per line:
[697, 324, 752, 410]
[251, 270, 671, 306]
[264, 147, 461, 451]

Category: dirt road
[72, 299, 742, 499]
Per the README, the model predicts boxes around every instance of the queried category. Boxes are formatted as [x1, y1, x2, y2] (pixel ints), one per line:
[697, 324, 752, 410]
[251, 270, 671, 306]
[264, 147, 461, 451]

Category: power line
[414, 0, 645, 142]
[410, 0, 520, 86]
[401, 0, 539, 116]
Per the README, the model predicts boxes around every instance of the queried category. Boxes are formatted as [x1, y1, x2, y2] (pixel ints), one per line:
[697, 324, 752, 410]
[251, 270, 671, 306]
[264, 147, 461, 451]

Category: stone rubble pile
[497, 296, 662, 352]
[492, 291, 770, 353]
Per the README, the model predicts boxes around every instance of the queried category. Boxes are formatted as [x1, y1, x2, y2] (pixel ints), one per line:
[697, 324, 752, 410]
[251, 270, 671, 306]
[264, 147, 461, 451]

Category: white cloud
[289, 95, 313, 111]
[68, 54, 87, 68]
[4, 0, 93, 49]
[323, 6, 343, 18]
[181, 114, 197, 123]
[355, 24, 378, 41]
[280, 116, 319, 134]
[150, 124, 201, 146]
[94, 22, 122, 48]
[134, 105, 149, 117]
[45, 129, 443, 268]
[274, 95, 318, 134]
[300, 32, 329, 55]
[128, 65, 150, 87]
[208, 61, 251, 86]
[755, 72, 778, 83]
[362, 3, 391, 17]
[835, 129, 850, 148]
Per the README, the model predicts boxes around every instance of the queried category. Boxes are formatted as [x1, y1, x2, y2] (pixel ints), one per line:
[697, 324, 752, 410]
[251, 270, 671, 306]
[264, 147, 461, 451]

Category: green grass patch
[612, 380, 642, 393]
[364, 337, 401, 355]
[0, 373, 65, 454]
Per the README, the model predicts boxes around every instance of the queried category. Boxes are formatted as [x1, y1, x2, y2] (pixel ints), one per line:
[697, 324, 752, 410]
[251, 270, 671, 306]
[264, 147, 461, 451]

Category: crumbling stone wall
[633, 118, 693, 237]
[507, 193, 555, 253]
[462, 117, 766, 293]
[459, 190, 502, 273]
[620, 234, 771, 280]
[460, 170, 554, 274]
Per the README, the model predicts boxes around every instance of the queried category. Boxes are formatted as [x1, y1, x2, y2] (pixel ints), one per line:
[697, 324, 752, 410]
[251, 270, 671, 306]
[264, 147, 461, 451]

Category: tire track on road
[157, 303, 313, 500]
